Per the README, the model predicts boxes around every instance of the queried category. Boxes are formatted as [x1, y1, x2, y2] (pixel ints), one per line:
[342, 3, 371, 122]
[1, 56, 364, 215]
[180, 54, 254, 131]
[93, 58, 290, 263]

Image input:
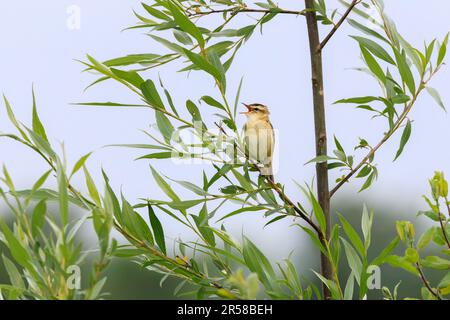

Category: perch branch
[318, 0, 361, 52]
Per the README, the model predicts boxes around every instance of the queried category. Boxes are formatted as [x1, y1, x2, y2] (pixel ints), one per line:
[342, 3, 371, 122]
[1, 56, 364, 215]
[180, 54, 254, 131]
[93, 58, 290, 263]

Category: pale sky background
[0, 1, 449, 264]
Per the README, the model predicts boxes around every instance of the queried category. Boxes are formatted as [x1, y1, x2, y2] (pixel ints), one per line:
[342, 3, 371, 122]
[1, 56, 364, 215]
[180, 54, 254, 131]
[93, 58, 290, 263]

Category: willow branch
[439, 199, 450, 249]
[416, 262, 441, 300]
[254, 166, 322, 236]
[188, 7, 306, 18]
[330, 83, 425, 197]
[318, 0, 361, 52]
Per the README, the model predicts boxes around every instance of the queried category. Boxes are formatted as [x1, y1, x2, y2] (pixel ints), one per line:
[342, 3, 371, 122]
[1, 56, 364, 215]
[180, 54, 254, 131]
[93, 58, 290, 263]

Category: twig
[318, 0, 361, 52]
[254, 165, 322, 236]
[188, 7, 306, 18]
[330, 84, 423, 197]
[439, 198, 450, 249]
[416, 262, 441, 300]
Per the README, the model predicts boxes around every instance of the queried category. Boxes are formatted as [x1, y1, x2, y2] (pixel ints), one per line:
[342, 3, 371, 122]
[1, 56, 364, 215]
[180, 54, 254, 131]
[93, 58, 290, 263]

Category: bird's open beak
[240, 103, 252, 115]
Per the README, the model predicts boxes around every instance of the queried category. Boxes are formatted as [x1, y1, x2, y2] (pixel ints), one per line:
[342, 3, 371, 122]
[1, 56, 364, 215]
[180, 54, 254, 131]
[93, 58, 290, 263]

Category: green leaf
[74, 102, 147, 108]
[141, 79, 165, 109]
[167, 199, 205, 210]
[200, 96, 225, 111]
[338, 214, 365, 258]
[405, 247, 419, 264]
[56, 158, 69, 227]
[70, 152, 92, 178]
[217, 206, 266, 222]
[150, 166, 180, 202]
[417, 228, 436, 251]
[148, 204, 166, 254]
[421, 256, 450, 270]
[233, 76, 244, 118]
[83, 166, 101, 206]
[3, 95, 29, 141]
[394, 48, 416, 94]
[359, 171, 376, 192]
[103, 53, 161, 67]
[351, 36, 395, 64]
[192, 205, 215, 246]
[344, 272, 355, 300]
[173, 29, 193, 46]
[312, 270, 341, 299]
[31, 88, 48, 142]
[2, 255, 25, 289]
[166, 0, 205, 48]
[371, 237, 400, 266]
[391, 94, 410, 104]
[242, 237, 276, 290]
[305, 155, 335, 165]
[360, 46, 386, 84]
[437, 33, 449, 66]
[142, 3, 171, 21]
[341, 238, 362, 284]
[137, 152, 175, 160]
[385, 255, 419, 275]
[0, 222, 34, 275]
[155, 111, 175, 144]
[183, 49, 223, 84]
[334, 96, 380, 104]
[186, 100, 202, 123]
[356, 165, 372, 178]
[394, 120, 412, 161]
[111, 68, 144, 88]
[168, 178, 208, 196]
[148, 34, 185, 54]
[347, 19, 388, 43]
[361, 205, 373, 249]
[426, 87, 446, 111]
[31, 200, 47, 237]
[310, 191, 327, 233]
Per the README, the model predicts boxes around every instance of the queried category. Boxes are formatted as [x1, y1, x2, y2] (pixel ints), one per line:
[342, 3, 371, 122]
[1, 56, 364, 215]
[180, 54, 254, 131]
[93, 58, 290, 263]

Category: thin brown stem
[305, 0, 332, 299]
[188, 7, 306, 18]
[415, 262, 441, 300]
[318, 0, 361, 52]
[254, 166, 322, 235]
[330, 86, 423, 197]
[438, 198, 450, 249]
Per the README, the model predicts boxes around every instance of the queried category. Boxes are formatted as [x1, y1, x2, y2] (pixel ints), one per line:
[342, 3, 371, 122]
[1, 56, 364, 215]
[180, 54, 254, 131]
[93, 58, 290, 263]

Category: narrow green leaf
[361, 46, 386, 84]
[111, 68, 144, 88]
[150, 166, 180, 202]
[141, 79, 165, 109]
[31, 88, 48, 142]
[351, 36, 395, 64]
[148, 204, 166, 254]
[166, 0, 205, 48]
[338, 214, 365, 257]
[56, 158, 69, 228]
[70, 152, 92, 178]
[426, 87, 446, 111]
[394, 48, 416, 94]
[155, 111, 175, 143]
[394, 120, 412, 161]
[31, 200, 47, 237]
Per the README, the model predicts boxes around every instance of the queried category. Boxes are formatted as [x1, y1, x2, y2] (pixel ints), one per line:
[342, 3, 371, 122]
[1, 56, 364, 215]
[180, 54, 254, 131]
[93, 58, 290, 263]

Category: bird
[241, 103, 275, 181]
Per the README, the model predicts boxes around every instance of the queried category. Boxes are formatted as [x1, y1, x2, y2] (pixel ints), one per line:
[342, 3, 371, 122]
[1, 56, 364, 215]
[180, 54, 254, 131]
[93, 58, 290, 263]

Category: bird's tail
[260, 165, 274, 182]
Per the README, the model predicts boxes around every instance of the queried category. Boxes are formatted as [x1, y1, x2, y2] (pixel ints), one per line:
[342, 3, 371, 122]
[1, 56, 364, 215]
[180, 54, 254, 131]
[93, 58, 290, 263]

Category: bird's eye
[253, 109, 259, 112]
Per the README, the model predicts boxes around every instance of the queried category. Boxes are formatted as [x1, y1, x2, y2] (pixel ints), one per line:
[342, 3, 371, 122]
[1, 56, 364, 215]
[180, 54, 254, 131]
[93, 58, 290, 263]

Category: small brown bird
[241, 103, 275, 181]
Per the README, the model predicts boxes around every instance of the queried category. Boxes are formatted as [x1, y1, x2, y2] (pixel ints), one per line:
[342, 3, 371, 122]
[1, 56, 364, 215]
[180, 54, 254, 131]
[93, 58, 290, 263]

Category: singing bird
[241, 103, 275, 181]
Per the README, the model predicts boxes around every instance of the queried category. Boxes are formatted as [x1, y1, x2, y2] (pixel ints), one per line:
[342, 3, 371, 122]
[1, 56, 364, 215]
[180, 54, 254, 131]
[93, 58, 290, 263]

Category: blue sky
[0, 1, 449, 260]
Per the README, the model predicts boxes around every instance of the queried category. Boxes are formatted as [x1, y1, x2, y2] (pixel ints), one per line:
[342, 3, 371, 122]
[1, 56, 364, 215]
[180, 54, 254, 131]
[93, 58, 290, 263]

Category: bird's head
[240, 103, 270, 120]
